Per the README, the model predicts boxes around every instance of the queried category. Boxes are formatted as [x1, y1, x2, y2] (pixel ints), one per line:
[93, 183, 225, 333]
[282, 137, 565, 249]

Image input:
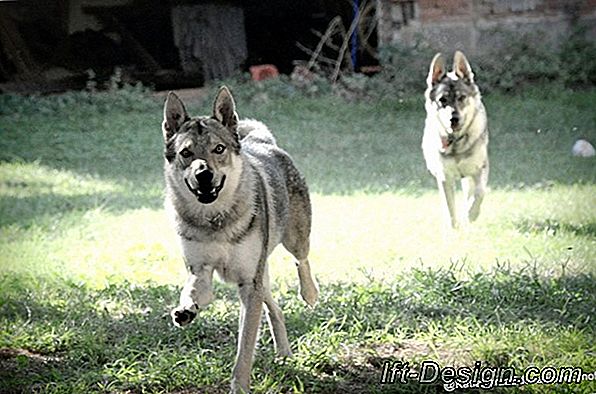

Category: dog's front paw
[275, 348, 293, 359]
[171, 306, 197, 327]
[300, 282, 319, 307]
[468, 206, 481, 222]
[230, 378, 250, 394]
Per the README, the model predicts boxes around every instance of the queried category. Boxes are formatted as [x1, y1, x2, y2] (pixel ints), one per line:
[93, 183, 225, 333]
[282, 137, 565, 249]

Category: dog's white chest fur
[422, 108, 487, 183]
[428, 139, 488, 182]
[180, 232, 262, 285]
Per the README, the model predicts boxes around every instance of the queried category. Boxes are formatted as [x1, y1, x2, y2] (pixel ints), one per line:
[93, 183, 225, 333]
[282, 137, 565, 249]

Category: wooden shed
[0, 0, 366, 92]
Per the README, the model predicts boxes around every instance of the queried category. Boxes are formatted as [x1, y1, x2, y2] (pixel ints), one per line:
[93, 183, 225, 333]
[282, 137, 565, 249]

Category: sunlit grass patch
[0, 160, 124, 230]
[0, 161, 121, 197]
[2, 184, 593, 292]
[0, 207, 181, 288]
[272, 184, 596, 284]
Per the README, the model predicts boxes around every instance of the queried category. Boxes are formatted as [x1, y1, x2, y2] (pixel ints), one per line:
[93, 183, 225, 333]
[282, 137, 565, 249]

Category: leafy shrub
[474, 30, 562, 92]
[208, 24, 595, 103]
[199, 71, 334, 108]
[558, 25, 596, 87]
[0, 82, 156, 117]
[369, 26, 596, 95]
[473, 27, 596, 92]
[374, 41, 436, 94]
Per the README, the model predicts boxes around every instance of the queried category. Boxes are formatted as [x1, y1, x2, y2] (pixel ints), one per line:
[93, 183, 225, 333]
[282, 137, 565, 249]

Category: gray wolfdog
[162, 86, 319, 393]
[422, 51, 489, 229]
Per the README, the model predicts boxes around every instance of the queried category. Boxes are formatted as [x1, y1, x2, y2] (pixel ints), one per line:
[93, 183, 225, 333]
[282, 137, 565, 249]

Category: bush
[474, 30, 562, 92]
[558, 26, 596, 87]
[473, 27, 596, 92]
[369, 26, 596, 95]
[374, 41, 436, 94]
[197, 71, 335, 108]
[0, 82, 156, 117]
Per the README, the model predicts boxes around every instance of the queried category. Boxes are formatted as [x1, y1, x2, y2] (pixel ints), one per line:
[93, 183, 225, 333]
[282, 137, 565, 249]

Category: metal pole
[351, 0, 359, 70]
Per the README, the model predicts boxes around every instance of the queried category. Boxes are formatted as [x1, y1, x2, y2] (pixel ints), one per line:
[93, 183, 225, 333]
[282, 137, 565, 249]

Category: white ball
[572, 139, 595, 157]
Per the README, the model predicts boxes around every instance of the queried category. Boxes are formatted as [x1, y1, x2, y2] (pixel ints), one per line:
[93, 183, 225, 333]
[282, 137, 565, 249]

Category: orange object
[249, 64, 279, 81]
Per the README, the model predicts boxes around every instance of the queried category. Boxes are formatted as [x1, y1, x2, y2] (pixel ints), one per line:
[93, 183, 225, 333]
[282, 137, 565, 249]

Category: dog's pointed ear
[163, 92, 188, 141]
[213, 86, 239, 130]
[428, 53, 446, 87]
[453, 50, 475, 83]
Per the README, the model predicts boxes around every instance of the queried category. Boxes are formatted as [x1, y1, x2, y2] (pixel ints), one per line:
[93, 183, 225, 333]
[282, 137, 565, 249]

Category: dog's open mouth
[441, 133, 464, 150]
[441, 134, 455, 150]
[184, 175, 226, 204]
[441, 136, 450, 150]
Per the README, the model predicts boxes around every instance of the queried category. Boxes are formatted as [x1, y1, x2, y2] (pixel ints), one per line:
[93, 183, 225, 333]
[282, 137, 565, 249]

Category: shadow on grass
[515, 218, 596, 238]
[1, 264, 593, 393]
[2, 137, 594, 203]
[0, 192, 163, 228]
[0, 283, 457, 394]
[2, 89, 595, 209]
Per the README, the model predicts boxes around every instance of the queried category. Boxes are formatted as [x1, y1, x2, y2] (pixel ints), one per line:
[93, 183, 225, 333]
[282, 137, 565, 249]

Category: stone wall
[376, 0, 596, 55]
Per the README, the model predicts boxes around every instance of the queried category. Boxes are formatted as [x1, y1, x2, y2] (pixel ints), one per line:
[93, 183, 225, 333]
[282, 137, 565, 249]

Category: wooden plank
[172, 3, 247, 81]
[0, 14, 41, 79]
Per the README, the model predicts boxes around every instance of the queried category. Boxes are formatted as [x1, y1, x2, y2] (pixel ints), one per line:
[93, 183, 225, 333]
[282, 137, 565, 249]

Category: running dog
[162, 87, 318, 393]
[422, 51, 489, 228]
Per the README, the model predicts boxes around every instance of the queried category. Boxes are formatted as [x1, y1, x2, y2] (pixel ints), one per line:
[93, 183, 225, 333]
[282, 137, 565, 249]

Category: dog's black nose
[195, 169, 214, 187]
[450, 113, 460, 126]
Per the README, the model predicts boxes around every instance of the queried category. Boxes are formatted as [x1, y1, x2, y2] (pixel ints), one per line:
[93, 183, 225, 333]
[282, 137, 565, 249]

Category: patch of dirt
[168, 388, 228, 394]
[340, 339, 475, 374]
[0, 347, 62, 365]
[0, 348, 63, 392]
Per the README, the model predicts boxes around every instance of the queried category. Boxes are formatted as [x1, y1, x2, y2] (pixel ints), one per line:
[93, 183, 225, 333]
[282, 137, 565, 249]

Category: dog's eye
[180, 148, 193, 158]
[439, 97, 448, 106]
[458, 95, 467, 102]
[212, 144, 226, 154]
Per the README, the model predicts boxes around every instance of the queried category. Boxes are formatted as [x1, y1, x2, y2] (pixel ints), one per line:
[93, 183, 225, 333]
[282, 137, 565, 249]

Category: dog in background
[162, 86, 318, 393]
[421, 51, 489, 229]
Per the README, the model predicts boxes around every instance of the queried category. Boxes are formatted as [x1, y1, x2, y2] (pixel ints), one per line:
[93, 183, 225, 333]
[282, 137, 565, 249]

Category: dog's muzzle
[450, 112, 460, 129]
[184, 170, 226, 204]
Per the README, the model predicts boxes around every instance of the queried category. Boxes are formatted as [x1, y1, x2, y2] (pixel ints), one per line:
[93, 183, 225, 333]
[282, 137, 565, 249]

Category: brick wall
[376, 0, 596, 54]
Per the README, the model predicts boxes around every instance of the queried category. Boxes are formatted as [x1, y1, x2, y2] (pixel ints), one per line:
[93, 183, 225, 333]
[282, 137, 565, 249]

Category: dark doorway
[242, 0, 379, 74]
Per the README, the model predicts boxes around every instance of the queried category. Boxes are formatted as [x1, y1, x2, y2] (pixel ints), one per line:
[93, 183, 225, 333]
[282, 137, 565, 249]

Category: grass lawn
[0, 85, 594, 393]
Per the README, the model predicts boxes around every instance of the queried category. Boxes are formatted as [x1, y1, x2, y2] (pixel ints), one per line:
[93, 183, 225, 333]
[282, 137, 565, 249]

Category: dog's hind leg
[461, 177, 475, 225]
[263, 268, 292, 357]
[231, 282, 264, 394]
[464, 161, 489, 222]
[282, 191, 318, 307]
[296, 258, 318, 307]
